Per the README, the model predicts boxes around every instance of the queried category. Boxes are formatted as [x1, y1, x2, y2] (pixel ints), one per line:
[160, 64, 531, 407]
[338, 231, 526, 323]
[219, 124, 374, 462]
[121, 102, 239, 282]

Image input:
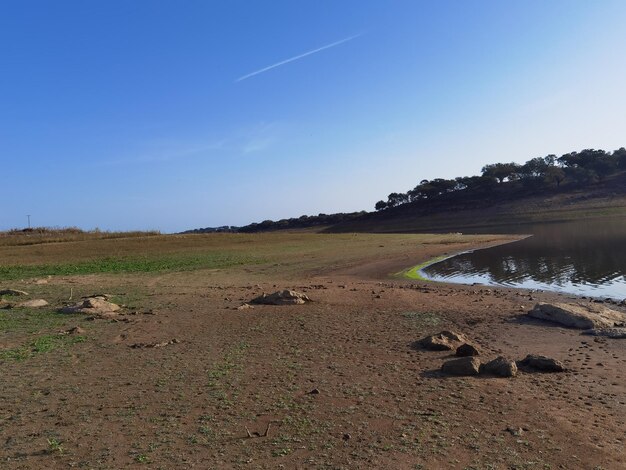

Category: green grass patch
[0, 333, 86, 361]
[0, 252, 265, 281]
[397, 255, 450, 280]
[0, 309, 83, 335]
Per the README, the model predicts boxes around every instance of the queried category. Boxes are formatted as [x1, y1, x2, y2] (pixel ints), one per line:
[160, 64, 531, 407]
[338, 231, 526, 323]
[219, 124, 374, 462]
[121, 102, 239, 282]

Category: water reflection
[421, 218, 626, 299]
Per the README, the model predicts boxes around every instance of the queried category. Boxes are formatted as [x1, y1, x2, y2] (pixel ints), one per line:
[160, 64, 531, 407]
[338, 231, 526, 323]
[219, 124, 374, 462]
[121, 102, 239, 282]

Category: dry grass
[0, 227, 160, 247]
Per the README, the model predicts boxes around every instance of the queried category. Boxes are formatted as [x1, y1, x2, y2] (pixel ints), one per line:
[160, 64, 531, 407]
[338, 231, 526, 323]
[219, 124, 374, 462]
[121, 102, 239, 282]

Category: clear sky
[2, 0, 626, 232]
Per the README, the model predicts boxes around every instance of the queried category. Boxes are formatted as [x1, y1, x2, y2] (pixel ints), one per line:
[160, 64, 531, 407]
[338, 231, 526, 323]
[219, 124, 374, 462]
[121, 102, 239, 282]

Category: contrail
[236, 33, 363, 82]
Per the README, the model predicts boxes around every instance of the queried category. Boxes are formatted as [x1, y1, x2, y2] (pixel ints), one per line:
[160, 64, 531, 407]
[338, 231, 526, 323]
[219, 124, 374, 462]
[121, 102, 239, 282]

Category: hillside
[325, 170, 626, 233]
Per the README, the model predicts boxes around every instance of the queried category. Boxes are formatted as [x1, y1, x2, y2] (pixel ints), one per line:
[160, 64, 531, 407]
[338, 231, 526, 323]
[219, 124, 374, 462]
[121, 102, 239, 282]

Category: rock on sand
[60, 297, 121, 315]
[15, 299, 49, 308]
[528, 302, 626, 329]
[251, 290, 311, 305]
[418, 330, 470, 351]
[441, 357, 481, 376]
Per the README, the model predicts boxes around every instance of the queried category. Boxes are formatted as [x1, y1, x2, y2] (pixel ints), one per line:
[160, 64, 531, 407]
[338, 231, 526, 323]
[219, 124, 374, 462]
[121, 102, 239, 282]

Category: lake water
[419, 218, 626, 300]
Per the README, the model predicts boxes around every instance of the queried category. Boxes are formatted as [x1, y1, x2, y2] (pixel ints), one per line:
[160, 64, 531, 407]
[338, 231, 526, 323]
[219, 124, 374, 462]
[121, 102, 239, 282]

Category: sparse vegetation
[0, 227, 160, 247]
[0, 252, 262, 281]
[0, 333, 86, 361]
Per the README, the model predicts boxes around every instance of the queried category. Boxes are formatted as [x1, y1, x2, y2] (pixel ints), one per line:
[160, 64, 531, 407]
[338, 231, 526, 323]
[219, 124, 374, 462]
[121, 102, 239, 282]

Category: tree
[614, 147, 626, 169]
[481, 162, 522, 183]
[544, 166, 566, 187]
[386, 192, 409, 207]
[375, 200, 388, 211]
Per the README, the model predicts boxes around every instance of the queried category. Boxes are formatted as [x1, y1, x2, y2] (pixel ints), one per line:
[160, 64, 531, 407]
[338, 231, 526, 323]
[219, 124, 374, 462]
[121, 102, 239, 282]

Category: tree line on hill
[186, 147, 625, 234]
[375, 148, 626, 211]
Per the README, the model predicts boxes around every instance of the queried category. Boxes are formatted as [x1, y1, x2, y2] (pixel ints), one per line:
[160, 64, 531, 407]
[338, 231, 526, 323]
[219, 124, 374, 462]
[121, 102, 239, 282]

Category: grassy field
[0, 230, 510, 279]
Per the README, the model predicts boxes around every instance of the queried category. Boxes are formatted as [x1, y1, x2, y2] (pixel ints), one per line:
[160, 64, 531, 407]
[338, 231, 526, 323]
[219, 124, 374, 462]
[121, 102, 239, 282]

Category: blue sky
[2, 1, 626, 232]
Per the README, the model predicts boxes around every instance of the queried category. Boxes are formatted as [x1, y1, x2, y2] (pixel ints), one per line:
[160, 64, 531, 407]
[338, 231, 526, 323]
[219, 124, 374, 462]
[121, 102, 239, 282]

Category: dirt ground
[1, 232, 625, 469]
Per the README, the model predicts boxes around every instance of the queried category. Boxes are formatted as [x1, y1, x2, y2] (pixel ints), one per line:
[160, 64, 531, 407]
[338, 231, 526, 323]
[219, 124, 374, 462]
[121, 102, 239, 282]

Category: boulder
[519, 354, 565, 372]
[418, 330, 470, 351]
[15, 299, 49, 308]
[528, 302, 626, 329]
[456, 343, 480, 357]
[60, 297, 121, 315]
[482, 356, 517, 377]
[0, 289, 29, 296]
[441, 357, 481, 376]
[582, 328, 626, 339]
[251, 290, 311, 305]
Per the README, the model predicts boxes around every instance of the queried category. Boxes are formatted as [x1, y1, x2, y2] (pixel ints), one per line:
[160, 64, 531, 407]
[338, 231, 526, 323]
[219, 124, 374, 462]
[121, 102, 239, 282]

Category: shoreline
[395, 234, 531, 282]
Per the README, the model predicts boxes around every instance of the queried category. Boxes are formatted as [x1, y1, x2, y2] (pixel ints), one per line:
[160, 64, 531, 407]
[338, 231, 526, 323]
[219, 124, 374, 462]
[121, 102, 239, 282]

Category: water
[420, 218, 626, 299]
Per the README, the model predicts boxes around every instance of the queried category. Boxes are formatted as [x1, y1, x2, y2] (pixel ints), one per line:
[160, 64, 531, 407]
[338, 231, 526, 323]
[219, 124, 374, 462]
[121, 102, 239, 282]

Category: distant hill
[325, 170, 626, 233]
[185, 148, 626, 234]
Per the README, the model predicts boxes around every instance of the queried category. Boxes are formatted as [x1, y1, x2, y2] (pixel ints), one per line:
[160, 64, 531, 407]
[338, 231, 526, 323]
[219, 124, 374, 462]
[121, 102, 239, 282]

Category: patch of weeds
[1, 334, 85, 361]
[271, 447, 293, 457]
[47, 438, 64, 455]
[205, 341, 249, 407]
[134, 454, 150, 463]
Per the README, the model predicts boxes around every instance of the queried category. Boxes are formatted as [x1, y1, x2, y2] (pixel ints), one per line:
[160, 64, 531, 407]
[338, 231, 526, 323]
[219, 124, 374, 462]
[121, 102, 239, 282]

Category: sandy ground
[1, 234, 625, 469]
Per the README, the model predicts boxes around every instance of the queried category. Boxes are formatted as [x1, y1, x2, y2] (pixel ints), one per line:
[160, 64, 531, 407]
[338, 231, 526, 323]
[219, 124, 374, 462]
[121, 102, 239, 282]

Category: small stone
[482, 356, 517, 377]
[65, 326, 86, 335]
[519, 354, 565, 372]
[456, 343, 480, 357]
[441, 357, 481, 376]
[308, 388, 320, 395]
[342, 433, 351, 440]
[506, 426, 524, 436]
[236, 303, 254, 310]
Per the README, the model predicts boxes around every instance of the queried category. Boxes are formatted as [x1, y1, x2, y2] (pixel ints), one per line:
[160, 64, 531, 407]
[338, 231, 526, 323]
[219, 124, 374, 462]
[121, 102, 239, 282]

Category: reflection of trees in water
[427, 219, 626, 286]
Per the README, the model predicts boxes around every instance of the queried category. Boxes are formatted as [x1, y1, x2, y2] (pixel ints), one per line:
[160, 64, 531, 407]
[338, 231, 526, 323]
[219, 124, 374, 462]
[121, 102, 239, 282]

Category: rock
[308, 388, 320, 395]
[0, 289, 29, 296]
[528, 302, 626, 329]
[15, 299, 49, 308]
[456, 343, 480, 357]
[83, 293, 113, 300]
[519, 354, 565, 372]
[251, 290, 311, 305]
[60, 297, 121, 315]
[418, 330, 469, 351]
[441, 357, 481, 376]
[506, 426, 524, 436]
[129, 338, 180, 349]
[236, 303, 254, 310]
[582, 328, 626, 339]
[482, 356, 518, 377]
[64, 326, 86, 335]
